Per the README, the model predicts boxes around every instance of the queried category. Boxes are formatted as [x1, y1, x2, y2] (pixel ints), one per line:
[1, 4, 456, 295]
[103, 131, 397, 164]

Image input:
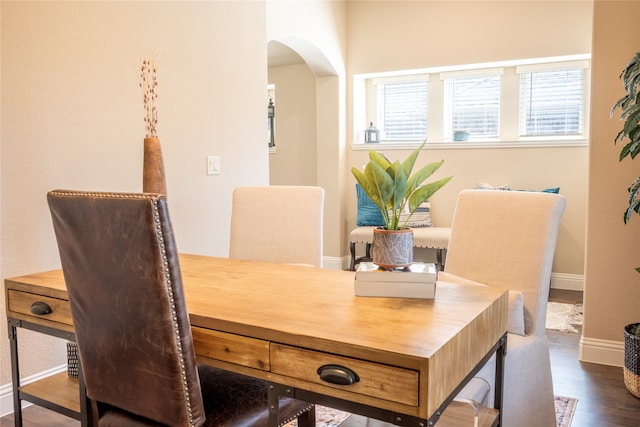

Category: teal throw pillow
[540, 187, 560, 193]
[356, 184, 385, 227]
[516, 187, 560, 194]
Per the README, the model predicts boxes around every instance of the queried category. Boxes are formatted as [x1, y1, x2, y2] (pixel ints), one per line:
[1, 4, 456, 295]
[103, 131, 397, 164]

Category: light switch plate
[207, 156, 220, 175]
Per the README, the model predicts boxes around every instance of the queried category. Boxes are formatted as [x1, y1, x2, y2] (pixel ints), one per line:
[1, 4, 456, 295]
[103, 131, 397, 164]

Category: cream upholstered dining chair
[229, 186, 324, 268]
[47, 190, 314, 427]
[441, 189, 566, 427]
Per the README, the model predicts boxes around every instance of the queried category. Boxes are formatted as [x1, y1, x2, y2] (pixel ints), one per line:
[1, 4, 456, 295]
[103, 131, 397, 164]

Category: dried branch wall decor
[140, 59, 158, 138]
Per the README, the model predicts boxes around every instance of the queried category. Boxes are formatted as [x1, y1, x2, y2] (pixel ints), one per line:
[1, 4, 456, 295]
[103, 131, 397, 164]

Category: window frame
[517, 60, 589, 139]
[373, 75, 429, 142]
[352, 54, 590, 150]
[440, 68, 504, 141]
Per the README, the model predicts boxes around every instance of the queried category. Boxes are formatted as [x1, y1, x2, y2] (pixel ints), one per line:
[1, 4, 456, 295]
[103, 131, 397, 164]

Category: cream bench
[349, 226, 451, 271]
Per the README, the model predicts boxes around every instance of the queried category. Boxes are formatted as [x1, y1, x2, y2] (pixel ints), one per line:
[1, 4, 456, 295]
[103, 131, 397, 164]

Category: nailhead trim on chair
[278, 403, 315, 427]
[49, 190, 160, 200]
[152, 198, 195, 427]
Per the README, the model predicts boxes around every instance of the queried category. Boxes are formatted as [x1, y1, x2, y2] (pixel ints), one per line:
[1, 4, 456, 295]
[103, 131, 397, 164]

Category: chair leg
[351, 242, 374, 271]
[436, 248, 447, 271]
[350, 242, 357, 271]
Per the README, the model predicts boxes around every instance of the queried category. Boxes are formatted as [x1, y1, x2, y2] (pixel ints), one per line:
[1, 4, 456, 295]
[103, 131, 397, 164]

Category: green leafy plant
[351, 140, 452, 231]
[611, 51, 640, 227]
[612, 52, 640, 337]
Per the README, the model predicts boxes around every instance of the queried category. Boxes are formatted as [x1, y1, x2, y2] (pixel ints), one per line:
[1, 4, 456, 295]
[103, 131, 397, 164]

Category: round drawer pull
[30, 301, 53, 315]
[317, 364, 360, 385]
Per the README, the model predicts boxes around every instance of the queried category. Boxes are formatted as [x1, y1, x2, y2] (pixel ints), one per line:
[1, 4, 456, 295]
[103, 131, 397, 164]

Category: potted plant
[610, 50, 640, 398]
[351, 140, 452, 269]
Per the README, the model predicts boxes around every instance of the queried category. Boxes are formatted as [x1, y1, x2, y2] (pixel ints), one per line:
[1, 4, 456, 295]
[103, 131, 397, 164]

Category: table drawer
[7, 290, 73, 326]
[271, 343, 419, 406]
[192, 326, 270, 371]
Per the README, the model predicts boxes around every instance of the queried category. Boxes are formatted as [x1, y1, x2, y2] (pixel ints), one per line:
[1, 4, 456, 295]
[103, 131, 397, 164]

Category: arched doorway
[266, 37, 346, 269]
[266, 38, 338, 186]
[267, 41, 317, 185]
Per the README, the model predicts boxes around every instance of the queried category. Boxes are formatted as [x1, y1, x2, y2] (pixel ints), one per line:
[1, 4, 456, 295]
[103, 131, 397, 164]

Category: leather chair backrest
[48, 190, 205, 426]
[444, 189, 566, 336]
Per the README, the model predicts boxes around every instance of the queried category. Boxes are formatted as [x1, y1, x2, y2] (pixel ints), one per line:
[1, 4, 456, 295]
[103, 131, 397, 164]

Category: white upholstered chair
[229, 186, 324, 268]
[442, 189, 566, 426]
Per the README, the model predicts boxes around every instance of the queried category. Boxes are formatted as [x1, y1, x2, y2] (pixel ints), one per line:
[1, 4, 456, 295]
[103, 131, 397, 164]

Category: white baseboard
[579, 335, 624, 367]
[0, 364, 67, 418]
[550, 273, 584, 291]
[323, 256, 349, 270]
[0, 382, 17, 418]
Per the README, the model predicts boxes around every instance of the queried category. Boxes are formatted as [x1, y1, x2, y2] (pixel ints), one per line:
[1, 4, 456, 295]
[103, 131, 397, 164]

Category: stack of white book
[354, 262, 437, 299]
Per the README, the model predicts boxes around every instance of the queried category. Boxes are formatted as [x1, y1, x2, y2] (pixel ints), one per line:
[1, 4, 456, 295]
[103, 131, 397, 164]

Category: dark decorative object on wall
[268, 97, 275, 148]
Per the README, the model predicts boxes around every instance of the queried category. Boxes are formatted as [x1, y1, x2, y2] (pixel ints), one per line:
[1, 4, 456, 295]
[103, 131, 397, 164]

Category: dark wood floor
[547, 289, 640, 426]
[2, 290, 640, 426]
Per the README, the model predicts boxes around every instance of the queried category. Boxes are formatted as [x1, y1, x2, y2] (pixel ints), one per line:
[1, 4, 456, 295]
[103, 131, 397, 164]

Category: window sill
[351, 138, 588, 151]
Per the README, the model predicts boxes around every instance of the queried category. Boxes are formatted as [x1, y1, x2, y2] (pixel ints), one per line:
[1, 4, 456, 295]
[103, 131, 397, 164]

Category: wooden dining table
[6, 254, 508, 426]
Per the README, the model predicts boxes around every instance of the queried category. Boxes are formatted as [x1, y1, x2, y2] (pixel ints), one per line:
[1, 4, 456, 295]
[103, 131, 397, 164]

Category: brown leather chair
[47, 190, 314, 427]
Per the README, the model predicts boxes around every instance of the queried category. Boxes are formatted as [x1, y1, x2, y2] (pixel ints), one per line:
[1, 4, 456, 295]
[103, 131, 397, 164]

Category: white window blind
[358, 55, 589, 145]
[376, 79, 427, 141]
[442, 72, 501, 140]
[519, 66, 585, 136]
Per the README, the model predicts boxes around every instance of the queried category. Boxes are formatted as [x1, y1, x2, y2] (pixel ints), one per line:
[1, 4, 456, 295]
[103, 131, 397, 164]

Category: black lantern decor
[364, 122, 379, 143]
[268, 97, 275, 147]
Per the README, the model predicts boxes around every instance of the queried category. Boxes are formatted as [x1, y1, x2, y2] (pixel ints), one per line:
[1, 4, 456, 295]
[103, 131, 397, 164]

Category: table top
[5, 253, 508, 419]
[182, 255, 506, 361]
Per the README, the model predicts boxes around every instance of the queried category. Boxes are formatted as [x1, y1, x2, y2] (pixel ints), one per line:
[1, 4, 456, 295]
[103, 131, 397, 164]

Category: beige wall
[345, 1, 593, 280]
[266, 0, 348, 263]
[347, 1, 592, 74]
[268, 62, 318, 186]
[582, 1, 640, 366]
[1, 0, 268, 391]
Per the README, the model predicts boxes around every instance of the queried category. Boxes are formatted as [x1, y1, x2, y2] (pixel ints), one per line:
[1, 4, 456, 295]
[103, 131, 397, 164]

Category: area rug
[285, 396, 577, 426]
[546, 302, 583, 333]
[555, 395, 578, 427]
[284, 405, 350, 427]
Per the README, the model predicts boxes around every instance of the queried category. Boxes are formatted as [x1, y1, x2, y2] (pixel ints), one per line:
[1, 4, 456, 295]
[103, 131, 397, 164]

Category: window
[355, 55, 590, 146]
[374, 77, 428, 141]
[518, 63, 587, 137]
[442, 70, 502, 139]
